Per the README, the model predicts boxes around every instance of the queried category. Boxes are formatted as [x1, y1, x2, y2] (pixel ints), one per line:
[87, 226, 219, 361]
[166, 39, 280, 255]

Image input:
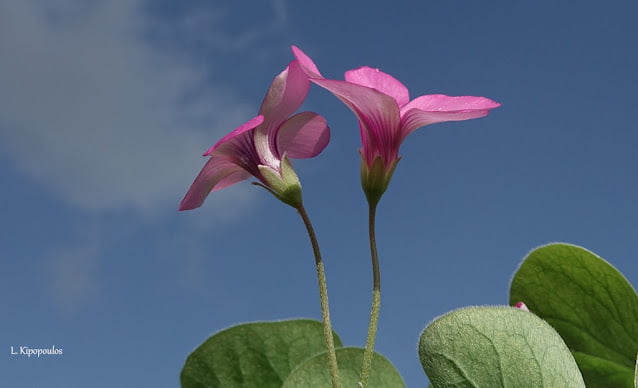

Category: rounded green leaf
[419, 306, 585, 388]
[181, 319, 342, 388]
[510, 243, 638, 387]
[282, 347, 406, 388]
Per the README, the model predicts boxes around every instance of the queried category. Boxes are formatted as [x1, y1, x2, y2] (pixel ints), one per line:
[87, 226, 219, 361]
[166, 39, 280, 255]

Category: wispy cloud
[45, 238, 102, 315]
[1, 0, 292, 314]
[0, 0, 283, 216]
[150, 0, 290, 54]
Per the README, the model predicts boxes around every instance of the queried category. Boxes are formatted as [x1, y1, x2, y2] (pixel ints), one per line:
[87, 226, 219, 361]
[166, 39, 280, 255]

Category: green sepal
[360, 154, 399, 206]
[257, 155, 302, 207]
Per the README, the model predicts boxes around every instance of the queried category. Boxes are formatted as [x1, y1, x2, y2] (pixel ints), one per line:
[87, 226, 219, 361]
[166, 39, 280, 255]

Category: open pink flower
[292, 46, 500, 203]
[179, 60, 330, 210]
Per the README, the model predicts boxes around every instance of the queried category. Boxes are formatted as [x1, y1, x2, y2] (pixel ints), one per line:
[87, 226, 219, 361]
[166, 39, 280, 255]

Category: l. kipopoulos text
[10, 345, 63, 357]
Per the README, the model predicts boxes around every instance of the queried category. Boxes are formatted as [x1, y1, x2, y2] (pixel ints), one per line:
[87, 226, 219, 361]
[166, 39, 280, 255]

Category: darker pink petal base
[310, 79, 401, 137]
[204, 115, 264, 156]
[309, 78, 402, 169]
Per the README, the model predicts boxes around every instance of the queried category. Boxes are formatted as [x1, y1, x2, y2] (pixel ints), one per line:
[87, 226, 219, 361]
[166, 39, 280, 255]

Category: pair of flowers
[179, 46, 500, 210]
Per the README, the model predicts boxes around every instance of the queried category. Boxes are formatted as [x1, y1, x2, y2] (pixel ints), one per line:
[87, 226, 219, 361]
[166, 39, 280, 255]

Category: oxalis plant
[177, 46, 638, 388]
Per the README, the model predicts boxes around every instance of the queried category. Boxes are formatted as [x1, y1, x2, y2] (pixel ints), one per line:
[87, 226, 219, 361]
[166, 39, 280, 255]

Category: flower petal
[401, 94, 501, 114]
[345, 67, 410, 108]
[311, 78, 401, 165]
[178, 157, 251, 210]
[400, 94, 500, 140]
[203, 115, 264, 156]
[276, 112, 330, 159]
[291, 45, 323, 79]
[311, 79, 400, 134]
[258, 60, 310, 132]
[254, 61, 311, 170]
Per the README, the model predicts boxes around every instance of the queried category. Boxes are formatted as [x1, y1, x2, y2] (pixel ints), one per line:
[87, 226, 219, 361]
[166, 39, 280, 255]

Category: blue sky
[2, 0, 637, 387]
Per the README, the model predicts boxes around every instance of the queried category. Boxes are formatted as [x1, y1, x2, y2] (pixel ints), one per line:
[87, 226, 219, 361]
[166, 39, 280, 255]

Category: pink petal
[258, 60, 310, 133]
[276, 112, 330, 159]
[311, 79, 400, 135]
[291, 45, 323, 79]
[345, 67, 410, 108]
[401, 94, 501, 114]
[311, 79, 402, 167]
[400, 95, 500, 140]
[178, 157, 251, 210]
[213, 131, 263, 178]
[203, 115, 264, 156]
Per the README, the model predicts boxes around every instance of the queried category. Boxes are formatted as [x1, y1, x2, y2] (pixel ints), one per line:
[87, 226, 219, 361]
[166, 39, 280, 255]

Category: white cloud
[0, 0, 268, 216]
[0, 0, 295, 314]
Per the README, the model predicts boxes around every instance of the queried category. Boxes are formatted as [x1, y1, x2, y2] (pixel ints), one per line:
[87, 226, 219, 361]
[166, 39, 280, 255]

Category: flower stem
[359, 200, 381, 388]
[296, 203, 342, 388]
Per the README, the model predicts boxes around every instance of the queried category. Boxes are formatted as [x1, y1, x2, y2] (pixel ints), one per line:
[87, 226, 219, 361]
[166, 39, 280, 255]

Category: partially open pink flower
[179, 60, 330, 210]
[292, 46, 500, 203]
[514, 302, 530, 312]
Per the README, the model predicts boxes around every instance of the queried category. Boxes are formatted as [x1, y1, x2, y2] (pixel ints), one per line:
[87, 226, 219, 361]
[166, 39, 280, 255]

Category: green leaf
[181, 319, 342, 388]
[572, 352, 636, 387]
[510, 243, 638, 387]
[419, 306, 585, 388]
[282, 347, 406, 388]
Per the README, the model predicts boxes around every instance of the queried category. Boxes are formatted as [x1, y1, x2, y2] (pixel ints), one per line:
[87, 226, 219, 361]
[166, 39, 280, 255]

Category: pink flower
[179, 60, 330, 210]
[292, 46, 500, 203]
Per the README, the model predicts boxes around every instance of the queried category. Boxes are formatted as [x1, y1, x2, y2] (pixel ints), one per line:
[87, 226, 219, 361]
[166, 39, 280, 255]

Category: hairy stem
[359, 200, 381, 388]
[297, 204, 342, 388]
